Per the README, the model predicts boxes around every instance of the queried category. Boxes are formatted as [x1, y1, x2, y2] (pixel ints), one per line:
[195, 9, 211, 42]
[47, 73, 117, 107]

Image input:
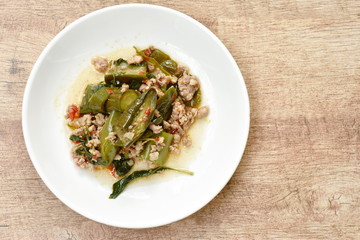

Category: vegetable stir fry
[65, 46, 209, 198]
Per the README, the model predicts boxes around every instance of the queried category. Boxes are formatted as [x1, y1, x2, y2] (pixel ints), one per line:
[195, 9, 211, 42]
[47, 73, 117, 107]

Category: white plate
[22, 4, 250, 228]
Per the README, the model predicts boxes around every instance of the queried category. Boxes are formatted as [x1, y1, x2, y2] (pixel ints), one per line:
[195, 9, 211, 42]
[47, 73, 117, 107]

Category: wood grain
[1, 0, 360, 239]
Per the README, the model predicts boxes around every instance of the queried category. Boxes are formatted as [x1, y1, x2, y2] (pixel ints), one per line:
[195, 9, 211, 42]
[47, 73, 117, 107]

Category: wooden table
[1, 1, 359, 239]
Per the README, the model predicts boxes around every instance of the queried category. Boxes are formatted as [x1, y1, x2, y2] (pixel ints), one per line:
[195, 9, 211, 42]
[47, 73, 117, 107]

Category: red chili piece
[69, 104, 79, 121]
[145, 108, 152, 116]
[144, 48, 152, 57]
[107, 165, 116, 177]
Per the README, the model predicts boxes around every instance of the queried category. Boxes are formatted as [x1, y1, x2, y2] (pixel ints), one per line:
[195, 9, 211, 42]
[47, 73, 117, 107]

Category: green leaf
[113, 155, 134, 176]
[109, 166, 193, 199]
[109, 167, 165, 199]
[129, 79, 142, 90]
[113, 58, 128, 66]
[69, 135, 82, 142]
[90, 157, 107, 166]
[146, 73, 155, 79]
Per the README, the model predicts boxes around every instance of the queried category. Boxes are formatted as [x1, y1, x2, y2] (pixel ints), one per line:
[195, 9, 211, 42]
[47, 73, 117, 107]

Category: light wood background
[1, 0, 360, 239]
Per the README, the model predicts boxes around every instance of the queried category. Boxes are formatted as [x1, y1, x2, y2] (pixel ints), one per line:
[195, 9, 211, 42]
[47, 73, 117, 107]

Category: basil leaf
[146, 73, 155, 79]
[70, 135, 82, 142]
[113, 58, 128, 66]
[113, 155, 133, 177]
[90, 157, 107, 166]
[109, 166, 193, 199]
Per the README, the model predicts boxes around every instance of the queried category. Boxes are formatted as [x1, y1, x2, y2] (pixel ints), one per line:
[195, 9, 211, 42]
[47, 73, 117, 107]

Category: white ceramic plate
[22, 4, 250, 228]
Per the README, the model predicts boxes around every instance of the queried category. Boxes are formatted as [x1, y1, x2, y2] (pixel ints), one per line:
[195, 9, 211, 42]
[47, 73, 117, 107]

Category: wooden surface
[1, 0, 360, 239]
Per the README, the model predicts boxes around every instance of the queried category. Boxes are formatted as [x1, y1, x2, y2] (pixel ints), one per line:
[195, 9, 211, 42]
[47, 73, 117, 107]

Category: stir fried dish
[65, 46, 209, 198]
